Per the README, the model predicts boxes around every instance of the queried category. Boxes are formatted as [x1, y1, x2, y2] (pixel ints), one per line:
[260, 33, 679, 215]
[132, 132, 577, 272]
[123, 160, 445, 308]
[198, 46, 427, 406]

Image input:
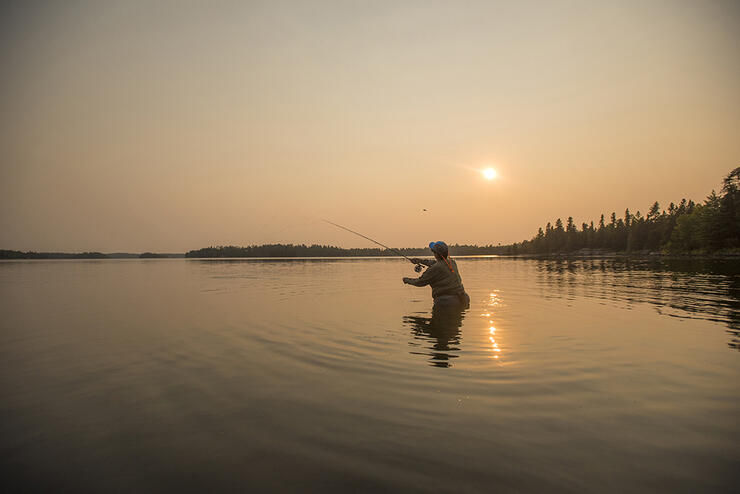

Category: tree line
[184, 244, 505, 258]
[0, 251, 184, 259]
[0, 250, 110, 259]
[187, 244, 427, 258]
[498, 167, 740, 255]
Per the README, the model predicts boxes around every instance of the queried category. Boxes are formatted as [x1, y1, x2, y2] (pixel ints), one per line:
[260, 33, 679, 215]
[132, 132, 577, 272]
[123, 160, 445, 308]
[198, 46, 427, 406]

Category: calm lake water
[1, 257, 738, 492]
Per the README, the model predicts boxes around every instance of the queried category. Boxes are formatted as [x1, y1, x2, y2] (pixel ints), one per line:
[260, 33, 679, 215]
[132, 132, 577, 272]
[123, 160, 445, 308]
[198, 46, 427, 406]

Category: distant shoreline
[3, 249, 739, 261]
[0, 250, 185, 260]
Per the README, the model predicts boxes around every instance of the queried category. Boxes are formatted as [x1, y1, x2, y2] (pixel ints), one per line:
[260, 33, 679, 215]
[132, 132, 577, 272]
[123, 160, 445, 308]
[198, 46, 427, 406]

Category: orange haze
[1, 1, 739, 252]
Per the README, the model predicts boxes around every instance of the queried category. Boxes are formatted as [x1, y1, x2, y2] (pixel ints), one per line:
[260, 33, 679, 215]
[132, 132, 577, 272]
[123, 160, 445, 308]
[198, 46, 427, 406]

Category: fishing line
[323, 219, 424, 272]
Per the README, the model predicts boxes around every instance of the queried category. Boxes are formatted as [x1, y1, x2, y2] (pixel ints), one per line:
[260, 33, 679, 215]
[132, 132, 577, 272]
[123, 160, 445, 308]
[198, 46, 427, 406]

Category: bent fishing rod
[323, 220, 425, 272]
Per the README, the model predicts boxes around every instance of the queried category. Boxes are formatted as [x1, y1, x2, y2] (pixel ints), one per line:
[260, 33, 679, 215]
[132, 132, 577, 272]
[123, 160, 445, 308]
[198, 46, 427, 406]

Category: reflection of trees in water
[405, 307, 468, 368]
[726, 276, 740, 351]
[535, 258, 740, 351]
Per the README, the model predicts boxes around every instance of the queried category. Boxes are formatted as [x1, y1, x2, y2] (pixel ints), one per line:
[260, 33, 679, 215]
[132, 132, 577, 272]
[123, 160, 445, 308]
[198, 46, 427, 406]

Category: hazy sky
[1, 0, 739, 252]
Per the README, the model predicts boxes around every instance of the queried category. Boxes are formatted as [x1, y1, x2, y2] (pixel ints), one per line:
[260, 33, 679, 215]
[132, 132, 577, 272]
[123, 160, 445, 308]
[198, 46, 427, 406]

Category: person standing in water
[403, 241, 470, 308]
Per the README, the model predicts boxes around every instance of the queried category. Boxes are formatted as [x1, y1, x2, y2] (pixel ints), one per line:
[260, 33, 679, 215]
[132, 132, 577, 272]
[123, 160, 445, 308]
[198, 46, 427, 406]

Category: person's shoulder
[425, 261, 443, 273]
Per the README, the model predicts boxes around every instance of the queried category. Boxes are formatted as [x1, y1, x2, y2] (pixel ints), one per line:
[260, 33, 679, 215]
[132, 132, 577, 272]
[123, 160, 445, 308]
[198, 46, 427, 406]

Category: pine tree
[703, 191, 724, 251]
[719, 167, 740, 248]
[566, 217, 576, 232]
[647, 202, 661, 222]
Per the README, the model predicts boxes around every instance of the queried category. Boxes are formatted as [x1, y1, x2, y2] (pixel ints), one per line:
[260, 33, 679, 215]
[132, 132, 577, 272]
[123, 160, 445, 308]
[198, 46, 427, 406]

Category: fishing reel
[414, 264, 424, 273]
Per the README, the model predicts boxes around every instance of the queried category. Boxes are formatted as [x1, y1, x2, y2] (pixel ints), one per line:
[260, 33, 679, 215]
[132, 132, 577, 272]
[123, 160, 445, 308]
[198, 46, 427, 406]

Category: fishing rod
[323, 219, 425, 272]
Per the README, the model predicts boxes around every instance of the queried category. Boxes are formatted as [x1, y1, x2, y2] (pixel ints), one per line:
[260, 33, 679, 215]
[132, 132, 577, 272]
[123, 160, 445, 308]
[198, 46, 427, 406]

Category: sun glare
[483, 168, 497, 180]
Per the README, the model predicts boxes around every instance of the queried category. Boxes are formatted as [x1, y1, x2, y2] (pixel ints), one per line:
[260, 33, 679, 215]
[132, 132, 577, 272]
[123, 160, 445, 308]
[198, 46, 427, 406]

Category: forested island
[0, 251, 184, 259]
[0, 251, 111, 259]
[184, 244, 501, 258]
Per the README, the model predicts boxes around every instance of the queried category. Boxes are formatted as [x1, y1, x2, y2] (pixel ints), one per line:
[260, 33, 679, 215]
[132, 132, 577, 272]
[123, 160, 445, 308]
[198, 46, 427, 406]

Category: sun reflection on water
[485, 291, 504, 360]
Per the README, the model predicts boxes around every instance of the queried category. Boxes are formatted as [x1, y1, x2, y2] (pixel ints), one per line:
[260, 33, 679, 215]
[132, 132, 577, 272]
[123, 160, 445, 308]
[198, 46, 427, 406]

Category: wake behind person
[403, 241, 470, 308]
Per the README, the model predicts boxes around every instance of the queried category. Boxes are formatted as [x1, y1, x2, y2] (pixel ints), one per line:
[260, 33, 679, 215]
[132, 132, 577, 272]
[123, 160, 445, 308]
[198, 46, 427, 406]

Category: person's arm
[403, 264, 441, 286]
[409, 258, 435, 267]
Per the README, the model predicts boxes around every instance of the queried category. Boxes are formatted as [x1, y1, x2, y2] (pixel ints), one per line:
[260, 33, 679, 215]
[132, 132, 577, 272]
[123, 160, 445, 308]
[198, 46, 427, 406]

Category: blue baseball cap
[429, 241, 448, 256]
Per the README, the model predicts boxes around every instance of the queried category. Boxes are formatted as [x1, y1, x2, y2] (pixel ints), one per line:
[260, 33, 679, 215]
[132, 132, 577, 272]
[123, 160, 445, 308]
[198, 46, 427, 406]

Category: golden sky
[1, 0, 739, 252]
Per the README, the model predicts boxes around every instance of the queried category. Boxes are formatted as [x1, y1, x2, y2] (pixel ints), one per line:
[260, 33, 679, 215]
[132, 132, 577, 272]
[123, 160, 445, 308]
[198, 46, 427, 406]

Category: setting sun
[483, 168, 497, 180]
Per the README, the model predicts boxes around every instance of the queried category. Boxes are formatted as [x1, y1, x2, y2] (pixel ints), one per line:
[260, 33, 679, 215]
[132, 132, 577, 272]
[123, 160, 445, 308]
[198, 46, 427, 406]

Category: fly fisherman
[403, 241, 470, 308]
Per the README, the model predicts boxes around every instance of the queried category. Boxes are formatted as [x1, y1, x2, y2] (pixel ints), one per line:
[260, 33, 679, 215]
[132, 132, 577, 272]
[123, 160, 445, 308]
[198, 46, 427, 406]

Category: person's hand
[402, 277, 412, 284]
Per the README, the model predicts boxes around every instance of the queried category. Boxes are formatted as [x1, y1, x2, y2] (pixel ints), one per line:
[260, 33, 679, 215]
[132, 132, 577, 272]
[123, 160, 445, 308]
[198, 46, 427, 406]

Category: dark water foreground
[1, 257, 738, 493]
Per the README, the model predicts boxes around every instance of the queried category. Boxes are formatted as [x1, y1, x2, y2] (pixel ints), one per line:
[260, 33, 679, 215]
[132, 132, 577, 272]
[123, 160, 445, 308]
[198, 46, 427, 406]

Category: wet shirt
[408, 259, 465, 299]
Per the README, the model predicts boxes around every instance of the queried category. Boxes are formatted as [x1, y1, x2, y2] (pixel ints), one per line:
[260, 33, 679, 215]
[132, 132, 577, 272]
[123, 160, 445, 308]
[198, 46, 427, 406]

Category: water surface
[1, 257, 738, 492]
